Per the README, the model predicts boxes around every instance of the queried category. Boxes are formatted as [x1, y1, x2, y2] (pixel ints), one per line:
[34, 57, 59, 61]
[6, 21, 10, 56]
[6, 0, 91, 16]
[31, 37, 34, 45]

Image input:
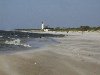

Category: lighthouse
[41, 21, 44, 30]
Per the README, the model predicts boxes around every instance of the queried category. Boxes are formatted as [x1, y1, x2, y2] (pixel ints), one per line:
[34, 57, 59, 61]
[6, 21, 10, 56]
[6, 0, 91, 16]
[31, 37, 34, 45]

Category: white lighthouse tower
[41, 21, 44, 30]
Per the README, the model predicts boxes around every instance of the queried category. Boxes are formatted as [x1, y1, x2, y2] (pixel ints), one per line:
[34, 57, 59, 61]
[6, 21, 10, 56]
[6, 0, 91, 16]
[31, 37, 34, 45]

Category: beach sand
[0, 31, 100, 75]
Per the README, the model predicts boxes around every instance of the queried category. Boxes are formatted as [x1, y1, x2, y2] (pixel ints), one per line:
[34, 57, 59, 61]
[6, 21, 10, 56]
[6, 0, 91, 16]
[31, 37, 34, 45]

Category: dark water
[0, 31, 63, 54]
[0, 37, 59, 54]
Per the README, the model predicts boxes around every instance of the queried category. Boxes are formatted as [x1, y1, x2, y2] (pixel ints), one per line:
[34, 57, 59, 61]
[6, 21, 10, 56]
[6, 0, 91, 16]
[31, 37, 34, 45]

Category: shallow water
[0, 37, 59, 54]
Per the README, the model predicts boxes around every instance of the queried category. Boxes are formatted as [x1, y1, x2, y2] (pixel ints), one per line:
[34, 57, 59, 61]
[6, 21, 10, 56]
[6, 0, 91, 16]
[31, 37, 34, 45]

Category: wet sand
[0, 32, 100, 75]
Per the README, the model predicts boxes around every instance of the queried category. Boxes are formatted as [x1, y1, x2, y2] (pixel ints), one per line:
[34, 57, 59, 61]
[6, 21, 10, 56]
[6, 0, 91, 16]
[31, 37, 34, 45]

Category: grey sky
[0, 0, 100, 30]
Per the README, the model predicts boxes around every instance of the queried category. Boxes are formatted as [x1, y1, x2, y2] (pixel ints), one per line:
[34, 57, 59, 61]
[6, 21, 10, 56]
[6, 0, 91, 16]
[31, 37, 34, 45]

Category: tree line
[52, 26, 100, 32]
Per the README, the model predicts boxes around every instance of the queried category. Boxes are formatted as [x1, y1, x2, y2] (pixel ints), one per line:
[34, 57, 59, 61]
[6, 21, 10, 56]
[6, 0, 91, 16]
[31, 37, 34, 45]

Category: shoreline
[0, 32, 100, 75]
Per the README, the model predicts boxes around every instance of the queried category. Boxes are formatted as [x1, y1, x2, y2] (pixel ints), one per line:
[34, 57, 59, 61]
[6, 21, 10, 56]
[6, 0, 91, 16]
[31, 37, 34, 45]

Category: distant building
[41, 21, 54, 32]
[41, 21, 44, 30]
[15, 21, 54, 32]
[44, 29, 50, 32]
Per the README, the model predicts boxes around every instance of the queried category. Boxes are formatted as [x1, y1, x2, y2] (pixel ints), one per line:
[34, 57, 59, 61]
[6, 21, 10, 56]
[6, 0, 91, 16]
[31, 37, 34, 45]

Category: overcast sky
[0, 0, 100, 30]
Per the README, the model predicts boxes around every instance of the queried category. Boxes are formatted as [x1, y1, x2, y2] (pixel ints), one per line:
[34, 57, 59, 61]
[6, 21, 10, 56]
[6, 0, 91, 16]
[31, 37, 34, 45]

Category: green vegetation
[53, 26, 100, 32]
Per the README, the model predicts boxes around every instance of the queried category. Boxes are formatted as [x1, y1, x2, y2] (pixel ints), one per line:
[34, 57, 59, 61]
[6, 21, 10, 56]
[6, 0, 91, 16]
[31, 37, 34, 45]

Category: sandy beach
[0, 31, 100, 75]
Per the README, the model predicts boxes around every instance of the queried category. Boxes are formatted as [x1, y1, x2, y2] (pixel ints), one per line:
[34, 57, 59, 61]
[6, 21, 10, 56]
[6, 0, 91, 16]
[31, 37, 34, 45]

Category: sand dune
[0, 31, 100, 75]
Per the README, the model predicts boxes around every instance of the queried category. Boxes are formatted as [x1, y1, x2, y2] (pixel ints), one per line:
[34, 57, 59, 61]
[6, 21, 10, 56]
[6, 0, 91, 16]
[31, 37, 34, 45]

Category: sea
[0, 30, 64, 54]
[0, 37, 59, 54]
